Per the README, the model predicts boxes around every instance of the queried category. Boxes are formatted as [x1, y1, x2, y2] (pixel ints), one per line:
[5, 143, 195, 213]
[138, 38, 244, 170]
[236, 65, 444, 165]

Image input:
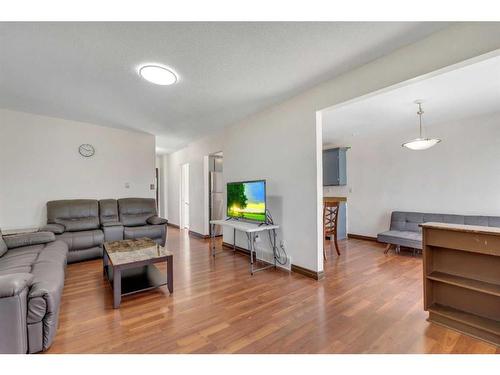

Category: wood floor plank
[45, 228, 498, 354]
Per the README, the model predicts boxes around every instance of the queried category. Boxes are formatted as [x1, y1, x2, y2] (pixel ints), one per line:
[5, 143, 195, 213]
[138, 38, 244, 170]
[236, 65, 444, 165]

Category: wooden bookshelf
[421, 222, 500, 346]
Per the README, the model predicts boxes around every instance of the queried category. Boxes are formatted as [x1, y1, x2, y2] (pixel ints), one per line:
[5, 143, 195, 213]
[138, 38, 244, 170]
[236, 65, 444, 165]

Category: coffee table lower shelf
[105, 265, 168, 296]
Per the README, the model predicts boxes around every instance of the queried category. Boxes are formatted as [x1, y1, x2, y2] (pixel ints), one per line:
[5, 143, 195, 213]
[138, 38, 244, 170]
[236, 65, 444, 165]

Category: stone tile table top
[104, 237, 172, 266]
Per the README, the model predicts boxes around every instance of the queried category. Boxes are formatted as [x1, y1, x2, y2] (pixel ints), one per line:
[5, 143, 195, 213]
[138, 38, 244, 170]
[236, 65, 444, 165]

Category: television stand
[209, 219, 279, 275]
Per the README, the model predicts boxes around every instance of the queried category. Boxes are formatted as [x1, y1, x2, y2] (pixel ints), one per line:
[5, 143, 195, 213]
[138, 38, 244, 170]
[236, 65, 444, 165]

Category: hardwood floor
[46, 228, 499, 354]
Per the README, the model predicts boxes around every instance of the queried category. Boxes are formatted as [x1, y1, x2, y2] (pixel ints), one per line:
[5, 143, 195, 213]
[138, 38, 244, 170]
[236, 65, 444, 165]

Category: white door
[181, 163, 190, 229]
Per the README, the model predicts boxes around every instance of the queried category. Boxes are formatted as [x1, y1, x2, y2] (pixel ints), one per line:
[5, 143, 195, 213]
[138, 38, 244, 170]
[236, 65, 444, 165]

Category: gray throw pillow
[147, 216, 168, 225]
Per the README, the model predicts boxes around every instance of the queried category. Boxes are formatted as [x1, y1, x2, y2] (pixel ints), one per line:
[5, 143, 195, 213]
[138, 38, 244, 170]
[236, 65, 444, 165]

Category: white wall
[165, 23, 500, 273]
[326, 111, 500, 237]
[0, 109, 156, 230]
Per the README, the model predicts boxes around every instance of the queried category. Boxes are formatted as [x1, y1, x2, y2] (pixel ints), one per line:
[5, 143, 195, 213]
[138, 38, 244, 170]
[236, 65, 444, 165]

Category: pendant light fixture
[402, 100, 441, 150]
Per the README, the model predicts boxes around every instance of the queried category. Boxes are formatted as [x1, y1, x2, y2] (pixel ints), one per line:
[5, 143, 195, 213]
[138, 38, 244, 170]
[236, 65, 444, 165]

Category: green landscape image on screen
[227, 181, 266, 222]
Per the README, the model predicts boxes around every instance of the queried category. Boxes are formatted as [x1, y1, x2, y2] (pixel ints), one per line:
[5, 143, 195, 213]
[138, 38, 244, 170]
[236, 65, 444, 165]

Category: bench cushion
[378, 211, 500, 250]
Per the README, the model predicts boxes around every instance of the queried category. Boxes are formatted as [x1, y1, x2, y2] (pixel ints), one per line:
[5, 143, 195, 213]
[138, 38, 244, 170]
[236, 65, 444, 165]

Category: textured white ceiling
[0, 22, 449, 152]
[322, 53, 500, 145]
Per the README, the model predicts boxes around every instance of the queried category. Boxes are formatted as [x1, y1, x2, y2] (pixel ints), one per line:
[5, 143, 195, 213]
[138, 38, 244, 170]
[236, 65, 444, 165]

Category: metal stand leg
[247, 232, 254, 275]
[233, 228, 236, 252]
[273, 229, 277, 269]
[211, 223, 216, 257]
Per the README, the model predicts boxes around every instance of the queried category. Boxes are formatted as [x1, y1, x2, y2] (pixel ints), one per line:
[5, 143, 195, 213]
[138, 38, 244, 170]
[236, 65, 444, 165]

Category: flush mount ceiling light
[138, 64, 178, 85]
[402, 100, 441, 151]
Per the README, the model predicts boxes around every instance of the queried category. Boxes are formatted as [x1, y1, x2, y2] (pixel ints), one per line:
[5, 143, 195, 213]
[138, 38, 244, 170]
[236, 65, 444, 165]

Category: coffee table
[103, 238, 173, 308]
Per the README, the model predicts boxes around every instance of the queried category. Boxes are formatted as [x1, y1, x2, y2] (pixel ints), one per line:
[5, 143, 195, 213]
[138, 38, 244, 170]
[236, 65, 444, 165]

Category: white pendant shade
[402, 137, 441, 150]
[402, 100, 441, 151]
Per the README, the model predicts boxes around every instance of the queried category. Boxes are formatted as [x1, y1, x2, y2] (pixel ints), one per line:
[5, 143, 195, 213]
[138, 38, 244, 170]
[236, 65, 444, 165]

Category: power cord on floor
[265, 209, 288, 265]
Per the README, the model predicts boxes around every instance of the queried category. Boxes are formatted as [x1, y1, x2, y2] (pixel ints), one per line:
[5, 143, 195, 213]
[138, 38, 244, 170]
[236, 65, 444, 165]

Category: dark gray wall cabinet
[323, 147, 347, 186]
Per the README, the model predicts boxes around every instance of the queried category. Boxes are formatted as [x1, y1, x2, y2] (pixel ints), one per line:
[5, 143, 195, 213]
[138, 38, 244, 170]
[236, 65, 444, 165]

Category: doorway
[209, 152, 223, 236]
[180, 163, 190, 229]
[155, 167, 159, 212]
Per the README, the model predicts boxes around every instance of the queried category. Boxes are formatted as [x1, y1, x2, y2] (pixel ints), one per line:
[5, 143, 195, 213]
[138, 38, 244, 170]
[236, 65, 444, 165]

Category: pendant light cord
[417, 102, 424, 138]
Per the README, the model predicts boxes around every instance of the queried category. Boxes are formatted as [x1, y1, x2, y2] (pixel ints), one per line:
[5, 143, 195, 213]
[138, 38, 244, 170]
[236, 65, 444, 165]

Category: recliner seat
[42, 199, 104, 263]
[117, 198, 167, 246]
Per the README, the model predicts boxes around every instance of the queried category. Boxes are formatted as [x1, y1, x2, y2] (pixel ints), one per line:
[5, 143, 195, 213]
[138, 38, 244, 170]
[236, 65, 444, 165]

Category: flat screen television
[226, 180, 266, 222]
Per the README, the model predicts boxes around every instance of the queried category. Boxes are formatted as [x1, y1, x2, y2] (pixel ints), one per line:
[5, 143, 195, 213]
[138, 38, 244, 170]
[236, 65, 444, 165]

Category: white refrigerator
[210, 171, 224, 236]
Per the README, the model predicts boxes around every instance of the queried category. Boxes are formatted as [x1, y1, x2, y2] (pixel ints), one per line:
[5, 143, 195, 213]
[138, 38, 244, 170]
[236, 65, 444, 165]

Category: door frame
[180, 163, 190, 229]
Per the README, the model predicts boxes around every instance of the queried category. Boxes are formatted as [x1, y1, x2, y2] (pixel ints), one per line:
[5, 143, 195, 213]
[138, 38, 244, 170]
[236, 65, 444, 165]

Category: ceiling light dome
[402, 138, 441, 151]
[139, 64, 178, 85]
[402, 100, 441, 151]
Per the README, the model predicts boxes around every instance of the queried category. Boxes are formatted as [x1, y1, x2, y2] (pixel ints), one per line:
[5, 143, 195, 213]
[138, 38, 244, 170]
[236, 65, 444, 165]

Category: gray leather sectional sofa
[42, 198, 168, 263]
[377, 211, 500, 251]
[0, 230, 68, 353]
[0, 197, 167, 353]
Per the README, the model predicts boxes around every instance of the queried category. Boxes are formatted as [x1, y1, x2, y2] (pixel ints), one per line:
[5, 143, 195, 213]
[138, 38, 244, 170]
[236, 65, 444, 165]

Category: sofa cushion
[99, 199, 119, 224]
[47, 199, 99, 230]
[123, 225, 164, 241]
[4, 232, 55, 249]
[40, 223, 65, 234]
[55, 217, 100, 232]
[464, 216, 489, 226]
[118, 198, 157, 227]
[56, 229, 104, 251]
[36, 240, 68, 266]
[390, 212, 424, 232]
[377, 230, 422, 249]
[67, 247, 102, 263]
[0, 245, 43, 275]
[1, 245, 42, 259]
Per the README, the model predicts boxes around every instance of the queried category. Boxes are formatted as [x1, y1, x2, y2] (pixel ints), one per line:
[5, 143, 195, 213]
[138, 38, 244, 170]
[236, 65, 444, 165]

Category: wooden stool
[323, 201, 340, 260]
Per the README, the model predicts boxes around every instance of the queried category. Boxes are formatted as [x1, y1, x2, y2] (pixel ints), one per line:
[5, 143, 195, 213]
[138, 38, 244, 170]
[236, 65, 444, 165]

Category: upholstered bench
[377, 211, 500, 254]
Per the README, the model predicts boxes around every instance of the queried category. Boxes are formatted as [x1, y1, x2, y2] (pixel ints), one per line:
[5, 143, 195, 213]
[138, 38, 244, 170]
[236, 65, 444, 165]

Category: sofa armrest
[40, 223, 65, 234]
[102, 221, 123, 227]
[147, 216, 168, 225]
[0, 273, 33, 298]
[0, 273, 33, 353]
[4, 232, 55, 249]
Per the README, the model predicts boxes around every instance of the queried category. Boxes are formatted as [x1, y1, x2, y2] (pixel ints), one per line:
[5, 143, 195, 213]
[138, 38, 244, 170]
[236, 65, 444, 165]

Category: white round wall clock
[79, 144, 95, 158]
